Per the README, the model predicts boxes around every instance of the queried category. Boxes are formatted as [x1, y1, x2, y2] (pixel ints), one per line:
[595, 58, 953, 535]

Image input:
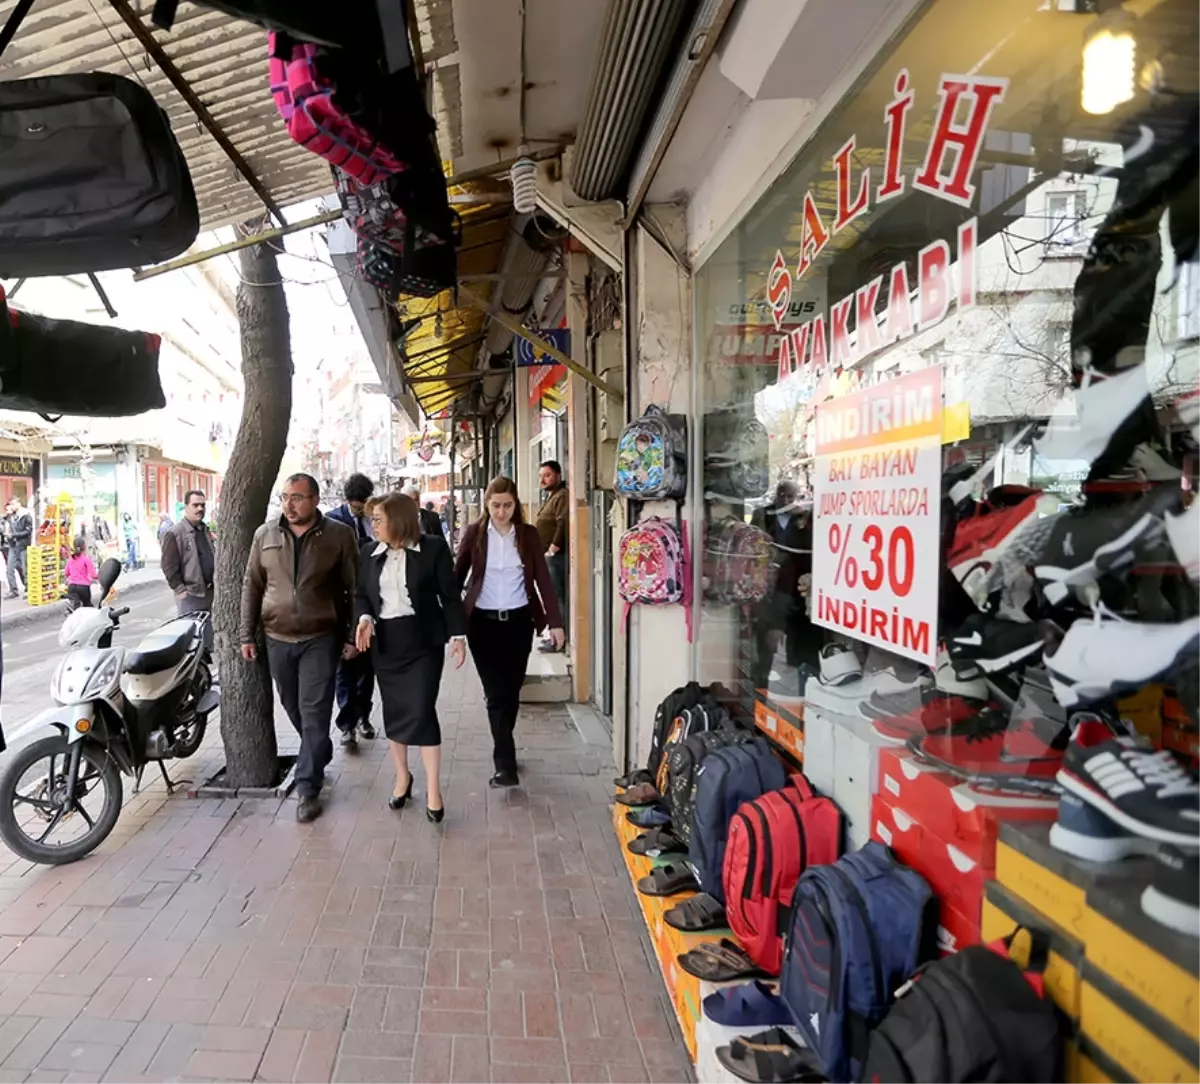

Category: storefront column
[626, 223, 693, 767]
[513, 366, 537, 511]
[565, 249, 592, 703]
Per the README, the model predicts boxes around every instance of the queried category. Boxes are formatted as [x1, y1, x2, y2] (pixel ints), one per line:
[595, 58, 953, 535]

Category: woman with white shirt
[354, 493, 466, 820]
[454, 477, 565, 788]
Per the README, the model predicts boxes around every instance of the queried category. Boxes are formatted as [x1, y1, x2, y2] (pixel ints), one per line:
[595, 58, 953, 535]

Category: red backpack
[722, 774, 842, 974]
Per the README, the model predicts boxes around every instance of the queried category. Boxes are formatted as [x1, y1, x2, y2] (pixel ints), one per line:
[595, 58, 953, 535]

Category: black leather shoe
[389, 775, 414, 810]
[340, 730, 358, 752]
[426, 805, 445, 823]
[296, 795, 322, 823]
[359, 721, 376, 740]
[489, 770, 520, 788]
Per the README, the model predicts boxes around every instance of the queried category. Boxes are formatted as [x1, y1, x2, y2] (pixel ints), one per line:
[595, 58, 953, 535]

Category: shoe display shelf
[994, 821, 1199, 1083]
[752, 689, 805, 762]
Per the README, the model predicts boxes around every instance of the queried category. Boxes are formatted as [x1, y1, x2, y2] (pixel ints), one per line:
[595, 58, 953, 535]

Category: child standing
[65, 540, 97, 610]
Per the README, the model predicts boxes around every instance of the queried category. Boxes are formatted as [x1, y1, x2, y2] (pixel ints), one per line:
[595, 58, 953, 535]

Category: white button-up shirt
[375, 540, 419, 619]
[476, 521, 529, 611]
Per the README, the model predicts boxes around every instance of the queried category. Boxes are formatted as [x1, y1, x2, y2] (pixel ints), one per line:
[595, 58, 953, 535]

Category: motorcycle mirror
[97, 557, 122, 596]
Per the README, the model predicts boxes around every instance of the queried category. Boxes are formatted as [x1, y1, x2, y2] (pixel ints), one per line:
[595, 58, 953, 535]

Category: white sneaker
[1034, 364, 1151, 466]
[934, 651, 989, 700]
[1047, 616, 1200, 709]
[819, 643, 861, 686]
[1166, 503, 1199, 584]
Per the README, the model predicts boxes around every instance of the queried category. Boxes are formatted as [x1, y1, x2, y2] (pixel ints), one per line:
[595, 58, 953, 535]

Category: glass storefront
[694, 0, 1198, 729]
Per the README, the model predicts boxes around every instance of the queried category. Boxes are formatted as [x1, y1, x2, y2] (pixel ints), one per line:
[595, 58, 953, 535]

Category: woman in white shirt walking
[454, 477, 565, 788]
[355, 493, 466, 820]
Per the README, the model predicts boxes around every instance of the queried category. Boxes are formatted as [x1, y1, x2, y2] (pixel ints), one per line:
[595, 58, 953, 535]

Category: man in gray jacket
[160, 489, 216, 649]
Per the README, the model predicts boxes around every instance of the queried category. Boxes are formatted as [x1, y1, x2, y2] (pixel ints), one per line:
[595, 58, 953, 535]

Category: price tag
[812, 367, 942, 666]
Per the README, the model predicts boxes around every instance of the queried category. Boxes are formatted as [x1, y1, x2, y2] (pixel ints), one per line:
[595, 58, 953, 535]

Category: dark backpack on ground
[690, 738, 787, 903]
[780, 842, 936, 1084]
[861, 933, 1064, 1083]
[723, 774, 843, 975]
[0, 73, 198, 277]
[654, 702, 732, 797]
[647, 682, 714, 777]
[665, 728, 754, 846]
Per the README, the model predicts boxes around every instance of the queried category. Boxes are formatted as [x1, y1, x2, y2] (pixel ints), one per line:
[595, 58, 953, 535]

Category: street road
[1, 582, 177, 756]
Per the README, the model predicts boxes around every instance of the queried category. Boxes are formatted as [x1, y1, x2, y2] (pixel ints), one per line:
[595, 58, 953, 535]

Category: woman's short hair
[377, 492, 422, 547]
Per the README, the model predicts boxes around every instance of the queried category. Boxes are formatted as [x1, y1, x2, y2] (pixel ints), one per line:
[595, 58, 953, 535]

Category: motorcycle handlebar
[109, 606, 130, 619]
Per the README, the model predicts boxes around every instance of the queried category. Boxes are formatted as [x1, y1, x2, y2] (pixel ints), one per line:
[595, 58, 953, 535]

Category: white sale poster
[811, 367, 943, 667]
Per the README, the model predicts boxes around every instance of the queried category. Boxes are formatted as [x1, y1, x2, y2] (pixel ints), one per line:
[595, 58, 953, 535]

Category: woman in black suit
[354, 492, 466, 820]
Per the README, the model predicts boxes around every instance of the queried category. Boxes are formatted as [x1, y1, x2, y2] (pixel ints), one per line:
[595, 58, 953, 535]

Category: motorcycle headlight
[81, 654, 122, 699]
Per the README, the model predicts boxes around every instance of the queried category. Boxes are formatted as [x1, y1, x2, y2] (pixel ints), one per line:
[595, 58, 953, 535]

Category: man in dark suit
[406, 486, 443, 537]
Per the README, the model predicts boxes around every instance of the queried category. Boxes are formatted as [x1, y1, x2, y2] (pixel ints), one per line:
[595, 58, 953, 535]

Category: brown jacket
[454, 521, 564, 632]
[239, 513, 358, 644]
[535, 483, 569, 551]
[161, 518, 215, 598]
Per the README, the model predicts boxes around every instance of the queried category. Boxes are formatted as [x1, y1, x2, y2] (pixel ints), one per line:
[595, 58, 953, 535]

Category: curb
[2, 577, 167, 632]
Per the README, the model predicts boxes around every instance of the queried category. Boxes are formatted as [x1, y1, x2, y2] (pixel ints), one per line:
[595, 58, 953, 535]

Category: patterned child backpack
[705, 519, 774, 605]
[618, 517, 692, 638]
[268, 35, 406, 185]
[614, 405, 687, 502]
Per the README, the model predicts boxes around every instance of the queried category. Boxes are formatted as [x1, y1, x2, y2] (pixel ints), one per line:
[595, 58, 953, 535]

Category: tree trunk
[215, 235, 293, 789]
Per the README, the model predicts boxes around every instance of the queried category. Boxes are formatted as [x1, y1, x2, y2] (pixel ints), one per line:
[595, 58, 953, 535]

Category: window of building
[1044, 190, 1087, 250]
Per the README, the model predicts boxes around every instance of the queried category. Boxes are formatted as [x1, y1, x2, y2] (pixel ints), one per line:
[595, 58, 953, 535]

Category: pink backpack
[618, 518, 693, 640]
[705, 520, 774, 605]
[268, 34, 405, 185]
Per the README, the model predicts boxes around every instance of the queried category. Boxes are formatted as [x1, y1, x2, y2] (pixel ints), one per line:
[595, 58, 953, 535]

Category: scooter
[0, 558, 218, 864]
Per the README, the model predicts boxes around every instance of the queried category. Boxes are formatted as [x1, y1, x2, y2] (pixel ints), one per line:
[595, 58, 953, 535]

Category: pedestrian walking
[239, 473, 359, 823]
[64, 539, 98, 611]
[455, 476, 564, 788]
[355, 492, 466, 820]
[405, 485, 444, 537]
[160, 490, 217, 650]
[327, 473, 378, 748]
[121, 513, 140, 570]
[3, 498, 32, 599]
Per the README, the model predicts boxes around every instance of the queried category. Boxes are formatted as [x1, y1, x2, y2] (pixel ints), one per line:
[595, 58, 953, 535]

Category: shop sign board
[811, 366, 943, 666]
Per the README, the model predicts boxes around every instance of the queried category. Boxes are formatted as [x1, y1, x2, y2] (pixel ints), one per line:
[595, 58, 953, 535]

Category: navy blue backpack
[779, 842, 936, 1083]
[689, 738, 787, 903]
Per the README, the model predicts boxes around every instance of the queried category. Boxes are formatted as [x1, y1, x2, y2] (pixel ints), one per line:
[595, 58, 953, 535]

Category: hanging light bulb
[510, 155, 538, 215]
[434, 312, 444, 338]
[1081, 10, 1136, 116]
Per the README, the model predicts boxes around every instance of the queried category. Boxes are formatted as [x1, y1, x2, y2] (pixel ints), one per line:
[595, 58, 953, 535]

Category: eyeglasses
[281, 493, 315, 505]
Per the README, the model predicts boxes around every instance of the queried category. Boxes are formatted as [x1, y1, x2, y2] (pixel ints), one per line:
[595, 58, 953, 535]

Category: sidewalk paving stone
[0, 656, 693, 1083]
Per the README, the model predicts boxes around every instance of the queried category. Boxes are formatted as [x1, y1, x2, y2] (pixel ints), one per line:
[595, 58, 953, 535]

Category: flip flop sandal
[626, 807, 672, 828]
[677, 938, 771, 982]
[628, 827, 685, 857]
[636, 862, 699, 897]
[664, 892, 728, 932]
[614, 768, 655, 788]
[615, 781, 661, 806]
[716, 1028, 824, 1083]
[703, 982, 792, 1028]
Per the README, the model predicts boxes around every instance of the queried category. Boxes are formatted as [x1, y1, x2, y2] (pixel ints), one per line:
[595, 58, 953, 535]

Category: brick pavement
[0, 658, 692, 1083]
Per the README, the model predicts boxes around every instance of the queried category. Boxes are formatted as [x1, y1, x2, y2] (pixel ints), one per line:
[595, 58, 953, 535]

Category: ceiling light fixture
[1081, 8, 1136, 116]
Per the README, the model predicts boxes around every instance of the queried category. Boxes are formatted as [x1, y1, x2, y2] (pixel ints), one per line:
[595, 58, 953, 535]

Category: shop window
[1044, 190, 1088, 252]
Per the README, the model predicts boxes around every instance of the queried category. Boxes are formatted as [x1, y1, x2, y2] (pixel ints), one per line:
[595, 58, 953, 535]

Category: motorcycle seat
[125, 619, 195, 675]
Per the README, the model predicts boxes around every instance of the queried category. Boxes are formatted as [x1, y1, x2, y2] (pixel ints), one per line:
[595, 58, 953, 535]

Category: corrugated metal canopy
[0, 0, 337, 229]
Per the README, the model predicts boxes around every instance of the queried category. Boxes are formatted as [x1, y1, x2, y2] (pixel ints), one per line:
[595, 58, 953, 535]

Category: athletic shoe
[1057, 719, 1200, 846]
[949, 490, 1042, 605]
[1050, 791, 1160, 862]
[868, 693, 985, 744]
[1034, 363, 1155, 469]
[768, 663, 807, 705]
[1002, 713, 1070, 762]
[934, 647, 989, 695]
[1165, 502, 1200, 585]
[1141, 846, 1200, 936]
[947, 614, 1045, 676]
[1046, 616, 1200, 710]
[1035, 483, 1183, 604]
[818, 643, 861, 687]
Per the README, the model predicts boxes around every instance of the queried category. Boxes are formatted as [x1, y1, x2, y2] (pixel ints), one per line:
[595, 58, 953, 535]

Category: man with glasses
[239, 473, 360, 823]
[160, 489, 217, 650]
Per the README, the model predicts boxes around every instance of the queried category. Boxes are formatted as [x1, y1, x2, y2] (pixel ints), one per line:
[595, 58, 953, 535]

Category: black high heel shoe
[389, 775, 414, 810]
[426, 804, 445, 823]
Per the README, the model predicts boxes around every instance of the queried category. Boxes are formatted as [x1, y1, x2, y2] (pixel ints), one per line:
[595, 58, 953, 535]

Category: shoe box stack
[989, 819, 1199, 1082]
[752, 690, 804, 761]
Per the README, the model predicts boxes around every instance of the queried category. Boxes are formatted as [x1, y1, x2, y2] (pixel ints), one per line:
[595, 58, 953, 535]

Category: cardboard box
[754, 694, 805, 760]
[937, 897, 982, 955]
[877, 747, 1057, 869]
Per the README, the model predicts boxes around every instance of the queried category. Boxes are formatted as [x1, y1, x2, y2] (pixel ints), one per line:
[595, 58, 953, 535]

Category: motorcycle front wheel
[0, 735, 123, 865]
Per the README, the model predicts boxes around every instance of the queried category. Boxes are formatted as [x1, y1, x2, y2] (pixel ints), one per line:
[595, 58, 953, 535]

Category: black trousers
[266, 633, 341, 798]
[66, 584, 92, 609]
[335, 650, 375, 733]
[467, 608, 534, 774]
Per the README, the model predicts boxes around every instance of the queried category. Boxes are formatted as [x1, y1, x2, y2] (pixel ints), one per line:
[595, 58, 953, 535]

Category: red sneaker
[870, 694, 986, 744]
[949, 489, 1040, 601]
[915, 711, 1062, 780]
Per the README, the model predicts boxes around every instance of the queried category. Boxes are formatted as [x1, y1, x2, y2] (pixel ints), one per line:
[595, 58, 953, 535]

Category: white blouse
[376, 541, 418, 619]
[476, 521, 529, 611]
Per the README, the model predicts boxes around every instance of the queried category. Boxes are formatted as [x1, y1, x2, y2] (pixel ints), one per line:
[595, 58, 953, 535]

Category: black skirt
[372, 616, 444, 746]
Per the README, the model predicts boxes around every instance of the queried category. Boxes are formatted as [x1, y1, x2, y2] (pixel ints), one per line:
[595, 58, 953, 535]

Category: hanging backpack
[779, 842, 936, 1084]
[618, 517, 692, 638]
[614, 405, 687, 502]
[861, 931, 1064, 1083]
[705, 519, 774, 605]
[705, 412, 770, 500]
[0, 72, 199, 277]
[666, 728, 757, 847]
[646, 682, 716, 777]
[723, 774, 843, 975]
[689, 739, 788, 904]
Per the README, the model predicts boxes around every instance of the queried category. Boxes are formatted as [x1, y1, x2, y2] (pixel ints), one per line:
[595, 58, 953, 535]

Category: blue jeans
[125, 538, 138, 566]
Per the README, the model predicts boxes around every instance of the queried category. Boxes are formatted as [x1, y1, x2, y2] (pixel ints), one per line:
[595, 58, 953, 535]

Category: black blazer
[355, 534, 467, 645]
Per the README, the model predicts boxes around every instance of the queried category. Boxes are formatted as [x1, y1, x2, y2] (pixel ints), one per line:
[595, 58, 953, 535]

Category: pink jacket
[65, 553, 97, 586]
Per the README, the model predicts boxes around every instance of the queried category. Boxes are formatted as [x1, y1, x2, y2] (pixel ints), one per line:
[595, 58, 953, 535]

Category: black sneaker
[340, 730, 358, 753]
[946, 614, 1046, 676]
[1057, 719, 1200, 846]
[1050, 791, 1159, 863]
[358, 721, 376, 740]
[1141, 845, 1200, 936]
[490, 769, 520, 788]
